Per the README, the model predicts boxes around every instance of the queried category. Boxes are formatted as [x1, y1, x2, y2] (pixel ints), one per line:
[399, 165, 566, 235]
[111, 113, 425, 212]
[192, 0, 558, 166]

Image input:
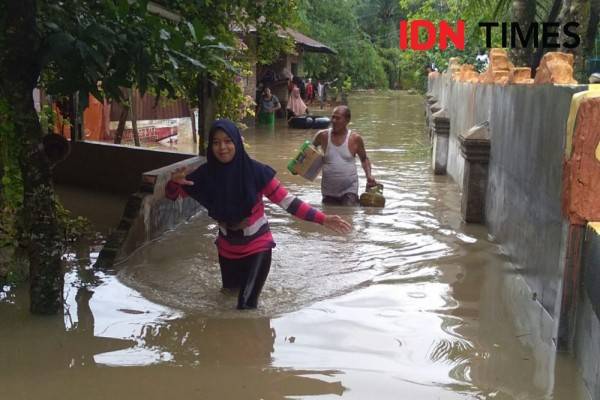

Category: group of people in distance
[167, 99, 375, 310]
[257, 75, 335, 124]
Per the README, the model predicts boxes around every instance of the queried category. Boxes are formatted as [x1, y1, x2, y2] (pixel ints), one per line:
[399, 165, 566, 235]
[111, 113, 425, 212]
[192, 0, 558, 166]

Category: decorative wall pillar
[428, 101, 442, 140]
[425, 94, 438, 138]
[459, 122, 491, 223]
[431, 108, 450, 175]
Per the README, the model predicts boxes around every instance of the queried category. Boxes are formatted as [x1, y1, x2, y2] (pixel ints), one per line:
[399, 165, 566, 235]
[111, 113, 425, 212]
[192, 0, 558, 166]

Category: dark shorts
[219, 250, 272, 310]
[322, 193, 359, 206]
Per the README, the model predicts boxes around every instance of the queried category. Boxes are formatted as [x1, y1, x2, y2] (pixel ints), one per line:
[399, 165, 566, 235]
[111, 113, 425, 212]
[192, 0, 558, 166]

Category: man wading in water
[165, 119, 351, 310]
[313, 106, 377, 205]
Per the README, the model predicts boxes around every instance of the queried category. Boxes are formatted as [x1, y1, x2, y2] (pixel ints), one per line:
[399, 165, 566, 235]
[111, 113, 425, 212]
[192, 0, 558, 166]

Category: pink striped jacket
[165, 177, 325, 259]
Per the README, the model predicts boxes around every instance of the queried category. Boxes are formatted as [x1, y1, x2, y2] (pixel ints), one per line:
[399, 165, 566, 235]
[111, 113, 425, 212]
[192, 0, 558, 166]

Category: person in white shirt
[312, 106, 378, 205]
[317, 80, 325, 109]
[475, 49, 489, 71]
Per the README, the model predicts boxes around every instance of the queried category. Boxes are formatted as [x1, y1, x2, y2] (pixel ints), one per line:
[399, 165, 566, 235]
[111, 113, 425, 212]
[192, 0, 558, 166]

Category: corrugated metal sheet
[110, 90, 191, 121]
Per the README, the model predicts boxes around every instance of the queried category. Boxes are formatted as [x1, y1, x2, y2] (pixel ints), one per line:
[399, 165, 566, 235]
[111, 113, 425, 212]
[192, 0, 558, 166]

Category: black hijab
[183, 119, 276, 225]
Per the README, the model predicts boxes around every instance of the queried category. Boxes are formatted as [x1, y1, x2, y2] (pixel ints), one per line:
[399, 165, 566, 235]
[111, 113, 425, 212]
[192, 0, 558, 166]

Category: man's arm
[354, 134, 376, 187]
[312, 129, 327, 150]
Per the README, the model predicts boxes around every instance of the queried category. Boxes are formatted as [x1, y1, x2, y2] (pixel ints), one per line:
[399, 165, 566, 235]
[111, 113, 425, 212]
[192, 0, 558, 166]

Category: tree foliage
[295, 0, 597, 90]
[295, 0, 388, 88]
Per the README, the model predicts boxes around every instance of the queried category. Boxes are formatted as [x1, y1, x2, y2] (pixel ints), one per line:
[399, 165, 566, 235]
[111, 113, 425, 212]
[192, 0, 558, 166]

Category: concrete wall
[54, 141, 196, 194]
[52, 141, 205, 268]
[583, 227, 600, 319]
[429, 74, 587, 317]
[428, 74, 600, 399]
[485, 84, 584, 316]
[575, 227, 600, 399]
[95, 156, 205, 268]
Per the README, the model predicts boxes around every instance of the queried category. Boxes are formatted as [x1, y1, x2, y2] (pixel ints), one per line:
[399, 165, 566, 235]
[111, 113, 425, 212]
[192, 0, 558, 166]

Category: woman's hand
[170, 166, 194, 186]
[323, 215, 352, 234]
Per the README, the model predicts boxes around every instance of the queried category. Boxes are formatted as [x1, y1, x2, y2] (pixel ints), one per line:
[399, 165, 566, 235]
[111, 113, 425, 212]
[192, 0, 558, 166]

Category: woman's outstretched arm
[165, 166, 195, 200]
[262, 178, 351, 234]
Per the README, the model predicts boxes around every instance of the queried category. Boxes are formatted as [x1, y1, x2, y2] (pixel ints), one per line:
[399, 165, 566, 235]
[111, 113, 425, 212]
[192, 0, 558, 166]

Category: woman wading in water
[166, 119, 352, 310]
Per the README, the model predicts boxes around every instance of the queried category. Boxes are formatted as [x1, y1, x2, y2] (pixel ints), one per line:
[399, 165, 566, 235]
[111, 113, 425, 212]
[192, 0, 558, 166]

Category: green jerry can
[359, 183, 386, 207]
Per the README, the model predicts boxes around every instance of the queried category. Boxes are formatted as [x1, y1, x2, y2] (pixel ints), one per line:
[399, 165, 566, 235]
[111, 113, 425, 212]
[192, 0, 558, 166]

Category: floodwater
[0, 92, 590, 399]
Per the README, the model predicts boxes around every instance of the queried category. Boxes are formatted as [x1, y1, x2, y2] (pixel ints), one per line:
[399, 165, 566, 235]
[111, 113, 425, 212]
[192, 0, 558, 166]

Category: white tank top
[321, 128, 358, 197]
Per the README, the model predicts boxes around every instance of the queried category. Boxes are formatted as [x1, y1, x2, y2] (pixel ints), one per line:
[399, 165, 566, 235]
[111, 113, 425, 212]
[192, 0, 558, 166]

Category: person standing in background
[306, 78, 314, 105]
[317, 80, 325, 110]
[258, 87, 280, 125]
[286, 83, 308, 119]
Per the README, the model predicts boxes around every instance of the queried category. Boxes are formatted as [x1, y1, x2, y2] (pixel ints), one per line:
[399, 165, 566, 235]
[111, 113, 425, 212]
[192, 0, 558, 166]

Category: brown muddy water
[0, 92, 590, 399]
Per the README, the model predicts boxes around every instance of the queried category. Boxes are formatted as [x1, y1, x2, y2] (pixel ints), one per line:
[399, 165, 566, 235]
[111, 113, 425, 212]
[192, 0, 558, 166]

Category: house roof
[284, 28, 337, 54]
[233, 25, 336, 55]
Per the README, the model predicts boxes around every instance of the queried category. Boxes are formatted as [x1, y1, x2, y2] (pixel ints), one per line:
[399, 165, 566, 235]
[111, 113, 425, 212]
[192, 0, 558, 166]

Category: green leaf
[86, 45, 107, 68]
[169, 30, 186, 51]
[192, 18, 208, 41]
[46, 32, 76, 58]
[160, 29, 171, 40]
[43, 21, 60, 32]
[185, 21, 197, 41]
[204, 43, 235, 52]
[137, 0, 150, 14]
[209, 54, 237, 73]
[172, 50, 206, 69]
[117, 0, 129, 17]
[157, 77, 176, 98]
[167, 53, 179, 69]
[84, 23, 118, 45]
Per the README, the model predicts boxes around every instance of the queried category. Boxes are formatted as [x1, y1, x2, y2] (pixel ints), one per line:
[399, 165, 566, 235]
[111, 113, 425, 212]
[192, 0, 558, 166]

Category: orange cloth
[83, 95, 104, 141]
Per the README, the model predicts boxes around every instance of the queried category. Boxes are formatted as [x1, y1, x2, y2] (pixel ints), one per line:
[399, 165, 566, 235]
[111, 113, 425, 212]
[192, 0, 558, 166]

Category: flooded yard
[0, 91, 589, 399]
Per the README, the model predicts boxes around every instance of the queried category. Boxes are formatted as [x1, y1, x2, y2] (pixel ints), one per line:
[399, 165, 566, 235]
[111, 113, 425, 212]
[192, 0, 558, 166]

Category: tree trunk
[585, 0, 599, 62]
[102, 98, 111, 139]
[113, 100, 129, 145]
[69, 94, 77, 141]
[129, 89, 140, 147]
[0, 134, 4, 209]
[20, 103, 64, 314]
[190, 106, 197, 144]
[0, 0, 64, 314]
[559, 0, 591, 81]
[532, 0, 564, 73]
[509, 0, 537, 67]
[197, 76, 206, 156]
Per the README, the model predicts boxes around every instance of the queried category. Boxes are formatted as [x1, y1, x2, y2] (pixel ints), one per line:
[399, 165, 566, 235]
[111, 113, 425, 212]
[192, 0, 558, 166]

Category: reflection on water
[0, 92, 589, 399]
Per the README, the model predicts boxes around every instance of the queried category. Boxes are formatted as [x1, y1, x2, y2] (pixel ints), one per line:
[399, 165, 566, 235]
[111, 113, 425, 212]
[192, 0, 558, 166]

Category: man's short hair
[335, 105, 351, 121]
